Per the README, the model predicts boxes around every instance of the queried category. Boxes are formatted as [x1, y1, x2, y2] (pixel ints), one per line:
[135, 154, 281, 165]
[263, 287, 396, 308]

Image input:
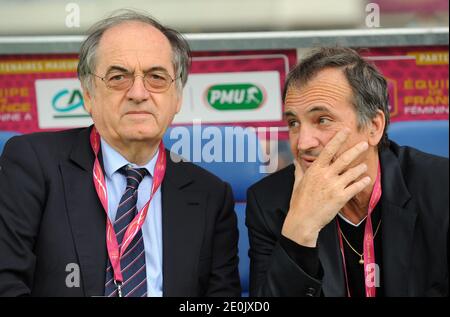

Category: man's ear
[82, 87, 93, 115]
[175, 94, 182, 114]
[368, 109, 385, 147]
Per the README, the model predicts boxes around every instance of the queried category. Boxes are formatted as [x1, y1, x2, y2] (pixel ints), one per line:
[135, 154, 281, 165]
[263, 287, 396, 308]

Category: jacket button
[305, 287, 316, 297]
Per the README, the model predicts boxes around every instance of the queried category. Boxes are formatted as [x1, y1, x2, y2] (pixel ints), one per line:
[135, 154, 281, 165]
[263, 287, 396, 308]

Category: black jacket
[0, 126, 241, 296]
[246, 141, 448, 297]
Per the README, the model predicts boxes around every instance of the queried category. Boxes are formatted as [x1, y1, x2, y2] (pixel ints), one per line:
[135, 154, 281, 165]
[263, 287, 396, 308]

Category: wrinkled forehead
[96, 21, 174, 73]
[285, 68, 353, 107]
[291, 67, 351, 94]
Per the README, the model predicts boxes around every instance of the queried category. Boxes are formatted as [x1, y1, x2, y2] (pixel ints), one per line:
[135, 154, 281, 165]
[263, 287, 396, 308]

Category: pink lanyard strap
[90, 127, 166, 284]
[337, 163, 382, 297]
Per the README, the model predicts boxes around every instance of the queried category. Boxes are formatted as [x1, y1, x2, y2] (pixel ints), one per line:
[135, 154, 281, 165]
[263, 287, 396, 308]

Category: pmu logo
[205, 83, 265, 110]
[52, 88, 88, 118]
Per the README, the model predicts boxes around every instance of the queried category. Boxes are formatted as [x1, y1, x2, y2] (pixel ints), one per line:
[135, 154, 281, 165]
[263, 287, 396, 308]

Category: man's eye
[106, 73, 128, 82]
[288, 120, 299, 128]
[109, 74, 126, 81]
[148, 73, 166, 81]
[318, 117, 331, 124]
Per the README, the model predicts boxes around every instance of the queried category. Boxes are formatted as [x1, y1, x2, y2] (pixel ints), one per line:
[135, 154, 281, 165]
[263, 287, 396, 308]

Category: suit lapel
[60, 126, 107, 296]
[162, 152, 206, 296]
[379, 148, 416, 296]
[317, 148, 418, 297]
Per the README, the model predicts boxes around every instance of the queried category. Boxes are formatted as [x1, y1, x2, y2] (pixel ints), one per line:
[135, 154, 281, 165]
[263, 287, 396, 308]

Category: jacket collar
[379, 143, 417, 296]
[161, 152, 205, 296]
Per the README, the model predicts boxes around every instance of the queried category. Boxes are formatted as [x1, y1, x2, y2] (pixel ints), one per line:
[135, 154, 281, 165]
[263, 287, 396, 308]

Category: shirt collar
[337, 212, 367, 227]
[100, 137, 159, 178]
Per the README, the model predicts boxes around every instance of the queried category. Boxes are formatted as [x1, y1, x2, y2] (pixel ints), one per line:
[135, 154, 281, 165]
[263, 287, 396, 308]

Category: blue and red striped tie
[104, 166, 148, 297]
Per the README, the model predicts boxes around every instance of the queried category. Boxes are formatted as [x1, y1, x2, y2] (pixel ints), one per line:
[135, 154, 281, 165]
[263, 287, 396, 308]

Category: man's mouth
[125, 111, 152, 115]
[299, 156, 317, 167]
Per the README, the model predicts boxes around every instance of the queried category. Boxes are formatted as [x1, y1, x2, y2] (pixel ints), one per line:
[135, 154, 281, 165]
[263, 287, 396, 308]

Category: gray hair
[77, 9, 191, 95]
[283, 47, 390, 148]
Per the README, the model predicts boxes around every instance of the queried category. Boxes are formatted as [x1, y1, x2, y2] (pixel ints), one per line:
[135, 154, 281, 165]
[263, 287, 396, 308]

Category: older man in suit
[0, 10, 240, 297]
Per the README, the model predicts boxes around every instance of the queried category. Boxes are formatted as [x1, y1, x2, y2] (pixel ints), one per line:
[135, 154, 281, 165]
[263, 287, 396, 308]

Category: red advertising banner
[0, 46, 448, 135]
[0, 54, 79, 133]
[0, 50, 296, 134]
[363, 46, 448, 122]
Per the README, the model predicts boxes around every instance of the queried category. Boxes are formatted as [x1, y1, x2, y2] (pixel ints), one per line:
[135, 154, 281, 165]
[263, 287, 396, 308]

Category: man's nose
[126, 75, 150, 103]
[297, 126, 320, 152]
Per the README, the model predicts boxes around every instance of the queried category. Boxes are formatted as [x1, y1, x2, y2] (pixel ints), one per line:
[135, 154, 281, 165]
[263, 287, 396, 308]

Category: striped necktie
[104, 166, 148, 297]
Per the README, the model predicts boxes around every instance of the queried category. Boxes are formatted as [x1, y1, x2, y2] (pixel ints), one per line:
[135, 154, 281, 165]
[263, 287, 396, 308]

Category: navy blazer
[0, 126, 241, 297]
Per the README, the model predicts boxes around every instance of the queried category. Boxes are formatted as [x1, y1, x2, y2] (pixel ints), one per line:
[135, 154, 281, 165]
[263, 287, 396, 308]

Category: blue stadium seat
[163, 125, 266, 202]
[0, 131, 21, 155]
[388, 120, 449, 158]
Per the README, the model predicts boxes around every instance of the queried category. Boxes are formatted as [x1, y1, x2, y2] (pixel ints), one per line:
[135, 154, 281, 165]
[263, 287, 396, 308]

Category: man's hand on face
[282, 129, 371, 247]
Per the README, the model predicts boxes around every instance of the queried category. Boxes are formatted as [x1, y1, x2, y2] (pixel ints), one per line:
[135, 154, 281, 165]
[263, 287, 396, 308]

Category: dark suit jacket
[246, 141, 448, 297]
[0, 126, 241, 297]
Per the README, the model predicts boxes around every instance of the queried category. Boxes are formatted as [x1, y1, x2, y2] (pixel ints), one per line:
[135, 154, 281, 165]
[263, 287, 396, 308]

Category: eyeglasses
[90, 70, 179, 93]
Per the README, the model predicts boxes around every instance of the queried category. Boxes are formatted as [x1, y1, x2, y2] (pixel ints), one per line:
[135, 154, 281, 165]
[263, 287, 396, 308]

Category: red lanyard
[90, 127, 166, 287]
[337, 163, 382, 297]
